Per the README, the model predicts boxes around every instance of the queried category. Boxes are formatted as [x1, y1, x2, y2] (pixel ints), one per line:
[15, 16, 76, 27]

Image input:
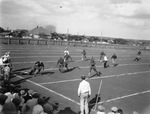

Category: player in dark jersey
[63, 54, 72, 70]
[133, 50, 142, 61]
[100, 51, 105, 63]
[57, 57, 64, 72]
[111, 53, 118, 66]
[29, 61, 44, 76]
[82, 49, 87, 61]
[88, 57, 101, 77]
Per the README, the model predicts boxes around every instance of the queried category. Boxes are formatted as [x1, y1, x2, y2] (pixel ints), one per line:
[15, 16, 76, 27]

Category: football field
[1, 44, 150, 114]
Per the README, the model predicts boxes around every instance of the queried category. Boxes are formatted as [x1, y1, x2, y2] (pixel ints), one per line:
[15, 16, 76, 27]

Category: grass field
[0, 44, 150, 114]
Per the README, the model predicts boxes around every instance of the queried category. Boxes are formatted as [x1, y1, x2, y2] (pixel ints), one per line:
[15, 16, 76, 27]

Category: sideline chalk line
[39, 70, 150, 85]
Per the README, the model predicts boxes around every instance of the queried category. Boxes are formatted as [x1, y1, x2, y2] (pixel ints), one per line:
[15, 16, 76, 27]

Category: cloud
[1, 0, 150, 40]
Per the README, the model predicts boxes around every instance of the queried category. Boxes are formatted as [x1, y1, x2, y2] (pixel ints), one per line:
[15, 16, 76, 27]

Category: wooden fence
[0, 37, 145, 50]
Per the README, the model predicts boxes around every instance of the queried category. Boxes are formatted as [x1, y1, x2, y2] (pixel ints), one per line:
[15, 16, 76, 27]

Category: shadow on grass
[58, 107, 78, 114]
[11, 77, 32, 85]
[41, 71, 55, 75]
[89, 94, 101, 112]
[62, 66, 81, 73]
[13, 67, 32, 72]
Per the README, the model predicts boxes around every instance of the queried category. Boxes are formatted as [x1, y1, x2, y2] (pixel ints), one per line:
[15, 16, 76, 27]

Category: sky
[0, 0, 150, 40]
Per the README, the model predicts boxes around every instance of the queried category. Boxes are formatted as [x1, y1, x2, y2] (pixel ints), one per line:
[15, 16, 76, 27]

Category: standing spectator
[103, 54, 109, 68]
[96, 105, 106, 114]
[82, 49, 87, 61]
[111, 53, 118, 66]
[88, 57, 101, 77]
[78, 75, 91, 114]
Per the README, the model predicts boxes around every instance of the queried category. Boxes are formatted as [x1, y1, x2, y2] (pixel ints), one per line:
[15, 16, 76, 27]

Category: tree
[0, 27, 4, 33]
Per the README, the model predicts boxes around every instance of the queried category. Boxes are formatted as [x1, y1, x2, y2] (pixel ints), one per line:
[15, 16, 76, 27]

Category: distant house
[0, 31, 12, 38]
[29, 26, 51, 39]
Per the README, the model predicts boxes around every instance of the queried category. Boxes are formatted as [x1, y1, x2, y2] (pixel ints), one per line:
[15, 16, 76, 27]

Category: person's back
[90, 57, 95, 66]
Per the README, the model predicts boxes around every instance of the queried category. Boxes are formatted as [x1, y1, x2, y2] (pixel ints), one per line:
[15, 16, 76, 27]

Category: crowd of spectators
[0, 81, 59, 114]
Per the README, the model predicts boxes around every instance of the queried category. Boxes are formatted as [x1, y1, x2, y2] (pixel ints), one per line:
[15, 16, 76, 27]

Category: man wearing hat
[78, 75, 91, 114]
[108, 106, 118, 114]
[96, 105, 106, 114]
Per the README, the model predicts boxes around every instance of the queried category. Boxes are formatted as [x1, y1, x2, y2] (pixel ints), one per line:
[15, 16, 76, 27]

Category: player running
[133, 50, 142, 61]
[111, 53, 118, 66]
[100, 51, 105, 63]
[63, 54, 72, 71]
[57, 57, 65, 72]
[88, 57, 101, 77]
[81, 49, 87, 61]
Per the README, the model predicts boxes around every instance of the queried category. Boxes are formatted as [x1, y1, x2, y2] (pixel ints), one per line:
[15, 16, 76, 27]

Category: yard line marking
[16, 75, 80, 106]
[98, 89, 150, 105]
[39, 70, 150, 85]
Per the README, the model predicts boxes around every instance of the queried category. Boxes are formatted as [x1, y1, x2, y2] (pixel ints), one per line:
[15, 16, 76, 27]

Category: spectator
[2, 102, 17, 114]
[21, 92, 39, 114]
[96, 105, 106, 114]
[0, 94, 8, 112]
[43, 103, 53, 114]
[32, 97, 45, 114]
[78, 75, 91, 114]
[108, 107, 118, 114]
[117, 108, 123, 114]
[12, 97, 21, 114]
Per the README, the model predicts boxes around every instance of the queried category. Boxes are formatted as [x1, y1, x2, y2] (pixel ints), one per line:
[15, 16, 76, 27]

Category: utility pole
[67, 28, 69, 45]
[101, 31, 103, 42]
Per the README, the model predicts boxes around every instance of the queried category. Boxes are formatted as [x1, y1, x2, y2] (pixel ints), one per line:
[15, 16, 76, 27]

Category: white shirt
[78, 80, 91, 96]
[104, 55, 108, 61]
[64, 50, 69, 55]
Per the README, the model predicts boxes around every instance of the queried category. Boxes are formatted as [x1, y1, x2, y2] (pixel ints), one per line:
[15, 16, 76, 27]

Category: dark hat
[12, 97, 21, 107]
[0, 94, 8, 105]
[81, 75, 86, 80]
[37, 97, 45, 105]
[32, 92, 39, 98]
[2, 102, 16, 113]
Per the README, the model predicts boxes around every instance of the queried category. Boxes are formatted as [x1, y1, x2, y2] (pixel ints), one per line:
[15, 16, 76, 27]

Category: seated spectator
[1, 102, 17, 114]
[32, 97, 45, 114]
[96, 105, 106, 114]
[21, 92, 39, 114]
[43, 103, 54, 114]
[117, 108, 123, 114]
[12, 97, 21, 114]
[0, 94, 8, 112]
[108, 106, 118, 114]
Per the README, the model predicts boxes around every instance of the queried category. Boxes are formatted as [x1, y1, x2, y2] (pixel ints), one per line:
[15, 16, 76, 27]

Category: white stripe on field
[39, 70, 150, 85]
[16, 75, 80, 106]
[98, 89, 150, 105]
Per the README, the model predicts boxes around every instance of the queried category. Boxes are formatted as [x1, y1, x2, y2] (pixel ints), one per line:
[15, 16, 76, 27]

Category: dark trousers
[104, 61, 108, 68]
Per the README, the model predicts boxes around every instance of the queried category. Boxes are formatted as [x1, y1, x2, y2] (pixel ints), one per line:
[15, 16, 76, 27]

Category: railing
[0, 37, 146, 50]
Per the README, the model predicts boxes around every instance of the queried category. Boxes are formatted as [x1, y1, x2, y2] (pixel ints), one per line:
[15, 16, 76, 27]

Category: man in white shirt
[103, 54, 109, 68]
[78, 75, 91, 114]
